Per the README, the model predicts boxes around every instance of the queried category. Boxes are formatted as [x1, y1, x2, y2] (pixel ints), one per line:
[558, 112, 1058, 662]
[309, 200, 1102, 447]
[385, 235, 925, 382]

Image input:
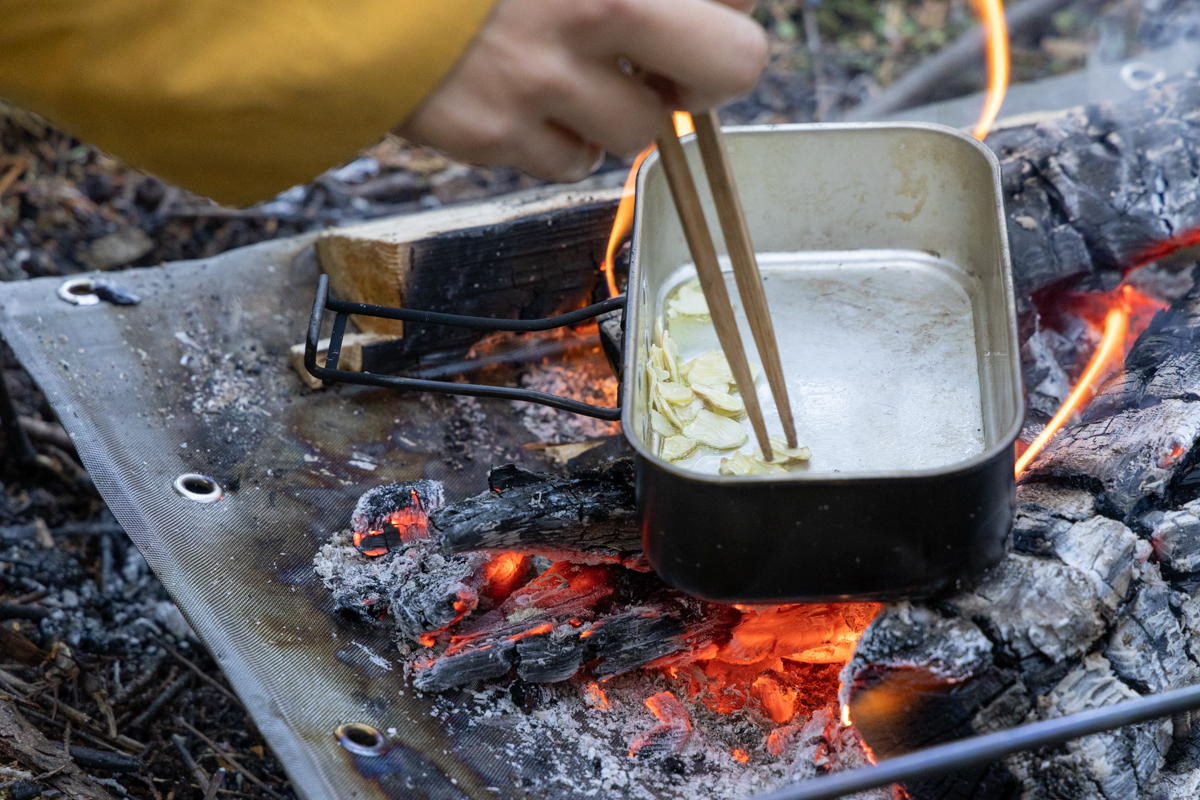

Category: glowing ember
[584, 682, 611, 710]
[1016, 285, 1167, 475]
[717, 603, 880, 665]
[629, 691, 692, 757]
[971, 0, 1009, 139]
[478, 552, 530, 602]
[732, 748, 750, 764]
[353, 489, 428, 556]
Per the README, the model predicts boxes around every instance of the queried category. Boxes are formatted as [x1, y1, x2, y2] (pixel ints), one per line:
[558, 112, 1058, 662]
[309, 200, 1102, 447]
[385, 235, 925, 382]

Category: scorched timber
[989, 78, 1200, 298]
[840, 476, 1200, 800]
[311, 187, 620, 374]
[428, 460, 643, 568]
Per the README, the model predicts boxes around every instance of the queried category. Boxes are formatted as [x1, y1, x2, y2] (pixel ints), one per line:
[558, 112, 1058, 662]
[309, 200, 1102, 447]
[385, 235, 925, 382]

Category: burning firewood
[1028, 267, 1200, 518]
[427, 460, 642, 568]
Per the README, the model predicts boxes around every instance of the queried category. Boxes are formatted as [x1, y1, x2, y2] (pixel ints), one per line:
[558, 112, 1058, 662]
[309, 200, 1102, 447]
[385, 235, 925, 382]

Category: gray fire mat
[0, 236, 594, 800]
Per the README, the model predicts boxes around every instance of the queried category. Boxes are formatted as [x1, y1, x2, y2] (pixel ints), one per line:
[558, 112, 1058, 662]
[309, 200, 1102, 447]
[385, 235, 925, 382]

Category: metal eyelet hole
[335, 723, 389, 757]
[57, 278, 100, 306]
[173, 473, 223, 503]
[1120, 62, 1165, 92]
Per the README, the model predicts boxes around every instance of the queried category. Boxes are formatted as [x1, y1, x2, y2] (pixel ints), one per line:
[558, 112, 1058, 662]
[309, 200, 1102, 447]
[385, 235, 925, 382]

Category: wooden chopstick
[692, 110, 798, 449]
[654, 111, 774, 461]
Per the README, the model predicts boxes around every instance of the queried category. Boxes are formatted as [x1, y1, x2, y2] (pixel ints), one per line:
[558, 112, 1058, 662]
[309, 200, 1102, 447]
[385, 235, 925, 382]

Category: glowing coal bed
[313, 477, 888, 799]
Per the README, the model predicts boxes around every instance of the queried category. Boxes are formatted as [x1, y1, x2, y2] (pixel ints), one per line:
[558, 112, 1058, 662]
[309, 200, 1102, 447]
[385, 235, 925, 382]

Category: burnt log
[989, 78, 1200, 297]
[428, 460, 643, 568]
[411, 561, 738, 693]
[841, 481, 1197, 800]
[311, 186, 620, 375]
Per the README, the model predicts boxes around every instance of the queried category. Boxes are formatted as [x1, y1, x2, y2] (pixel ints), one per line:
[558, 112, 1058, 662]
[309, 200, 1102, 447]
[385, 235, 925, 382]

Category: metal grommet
[1120, 61, 1165, 92]
[57, 278, 100, 306]
[173, 473, 223, 503]
[335, 723, 390, 757]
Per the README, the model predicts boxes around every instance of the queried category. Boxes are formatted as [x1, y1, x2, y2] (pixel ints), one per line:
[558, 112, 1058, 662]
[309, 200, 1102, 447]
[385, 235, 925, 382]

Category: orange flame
[1015, 285, 1168, 475]
[972, 0, 1009, 139]
[601, 112, 696, 298]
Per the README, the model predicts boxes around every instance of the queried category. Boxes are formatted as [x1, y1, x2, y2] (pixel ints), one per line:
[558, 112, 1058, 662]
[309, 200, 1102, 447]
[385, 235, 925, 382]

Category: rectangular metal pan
[623, 122, 1024, 603]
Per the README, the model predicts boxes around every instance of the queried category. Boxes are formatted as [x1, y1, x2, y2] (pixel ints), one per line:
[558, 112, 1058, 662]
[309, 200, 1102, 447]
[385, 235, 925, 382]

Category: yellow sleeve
[0, 0, 497, 206]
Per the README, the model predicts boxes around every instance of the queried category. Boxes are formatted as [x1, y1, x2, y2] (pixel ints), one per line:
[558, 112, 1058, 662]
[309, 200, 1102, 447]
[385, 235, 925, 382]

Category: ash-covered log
[428, 460, 643, 568]
[841, 475, 1200, 800]
[989, 79, 1200, 298]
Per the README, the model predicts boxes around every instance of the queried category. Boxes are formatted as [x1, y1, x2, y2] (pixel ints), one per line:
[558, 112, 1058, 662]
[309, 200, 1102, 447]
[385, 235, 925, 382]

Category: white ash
[428, 670, 891, 800]
[172, 327, 273, 418]
[312, 529, 489, 642]
[514, 361, 621, 443]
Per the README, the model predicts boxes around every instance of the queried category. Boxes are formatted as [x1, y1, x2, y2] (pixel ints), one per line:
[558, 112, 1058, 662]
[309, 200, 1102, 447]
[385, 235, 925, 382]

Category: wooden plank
[313, 187, 621, 374]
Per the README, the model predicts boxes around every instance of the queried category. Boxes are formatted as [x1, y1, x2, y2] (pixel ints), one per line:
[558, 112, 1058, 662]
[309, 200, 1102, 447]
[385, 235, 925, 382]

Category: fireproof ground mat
[0, 236, 608, 800]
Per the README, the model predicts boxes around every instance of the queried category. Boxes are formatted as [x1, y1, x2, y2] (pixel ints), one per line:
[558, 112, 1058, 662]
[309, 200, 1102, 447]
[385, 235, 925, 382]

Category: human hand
[397, 0, 767, 183]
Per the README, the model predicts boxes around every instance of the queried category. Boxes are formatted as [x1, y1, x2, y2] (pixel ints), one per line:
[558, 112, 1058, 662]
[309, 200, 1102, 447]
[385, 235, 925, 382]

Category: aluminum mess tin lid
[621, 123, 1024, 602]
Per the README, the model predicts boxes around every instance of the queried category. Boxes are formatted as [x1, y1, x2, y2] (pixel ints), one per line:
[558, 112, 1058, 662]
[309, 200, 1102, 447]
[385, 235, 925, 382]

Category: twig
[0, 762, 68, 791]
[176, 718, 285, 800]
[163, 644, 240, 706]
[37, 693, 144, 752]
[0, 156, 28, 198]
[15, 704, 129, 755]
[846, 0, 1073, 120]
[17, 415, 75, 452]
[204, 768, 226, 800]
[130, 672, 191, 728]
[171, 733, 210, 794]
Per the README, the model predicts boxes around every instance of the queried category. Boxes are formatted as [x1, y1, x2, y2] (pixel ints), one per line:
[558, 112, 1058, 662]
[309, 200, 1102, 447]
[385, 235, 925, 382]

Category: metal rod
[304, 276, 622, 419]
[325, 292, 626, 332]
[309, 364, 622, 420]
[750, 682, 1200, 800]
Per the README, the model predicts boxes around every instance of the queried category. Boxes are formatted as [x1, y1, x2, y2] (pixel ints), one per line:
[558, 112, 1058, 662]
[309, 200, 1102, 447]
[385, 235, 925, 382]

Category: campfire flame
[602, 113, 696, 298]
[972, 0, 1010, 139]
[1016, 285, 1168, 475]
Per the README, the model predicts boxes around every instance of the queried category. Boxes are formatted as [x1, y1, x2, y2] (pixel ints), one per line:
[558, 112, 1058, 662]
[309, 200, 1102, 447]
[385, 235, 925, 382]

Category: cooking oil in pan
[657, 250, 987, 476]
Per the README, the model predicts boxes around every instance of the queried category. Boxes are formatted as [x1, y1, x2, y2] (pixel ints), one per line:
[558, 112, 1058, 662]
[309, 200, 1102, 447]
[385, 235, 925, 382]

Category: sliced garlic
[661, 330, 680, 382]
[674, 398, 701, 425]
[650, 410, 678, 437]
[755, 435, 812, 464]
[682, 350, 734, 390]
[691, 383, 745, 417]
[683, 409, 748, 451]
[661, 435, 698, 462]
[655, 381, 695, 407]
[720, 452, 788, 476]
[666, 278, 710, 319]
[656, 395, 685, 430]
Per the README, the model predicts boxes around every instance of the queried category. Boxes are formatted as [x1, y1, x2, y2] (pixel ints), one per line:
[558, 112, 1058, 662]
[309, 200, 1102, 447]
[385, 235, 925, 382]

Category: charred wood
[989, 79, 1200, 297]
[412, 562, 738, 693]
[312, 187, 620, 374]
[428, 460, 642, 568]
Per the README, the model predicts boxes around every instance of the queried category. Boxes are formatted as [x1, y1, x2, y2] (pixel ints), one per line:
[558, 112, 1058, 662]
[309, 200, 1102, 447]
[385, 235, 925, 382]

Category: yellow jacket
[0, 0, 496, 205]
